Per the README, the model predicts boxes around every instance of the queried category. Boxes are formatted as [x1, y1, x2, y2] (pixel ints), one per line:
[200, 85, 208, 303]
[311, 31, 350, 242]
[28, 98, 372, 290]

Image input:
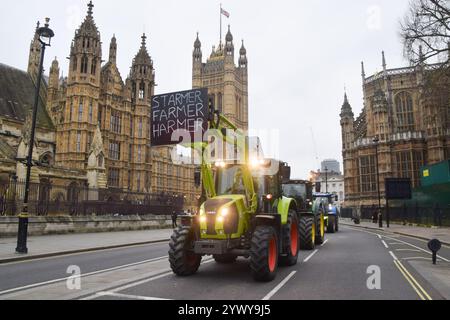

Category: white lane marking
[388, 242, 405, 245]
[381, 235, 450, 262]
[262, 271, 297, 301]
[377, 235, 382, 239]
[96, 291, 171, 300]
[395, 249, 422, 252]
[389, 251, 398, 261]
[81, 258, 214, 300]
[402, 257, 443, 261]
[321, 239, 329, 247]
[344, 226, 450, 262]
[381, 240, 389, 248]
[303, 250, 319, 263]
[0, 255, 168, 296]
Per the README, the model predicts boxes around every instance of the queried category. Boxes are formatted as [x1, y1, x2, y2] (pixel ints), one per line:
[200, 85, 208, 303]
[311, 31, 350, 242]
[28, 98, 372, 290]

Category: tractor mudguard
[277, 197, 297, 225]
[253, 214, 282, 252]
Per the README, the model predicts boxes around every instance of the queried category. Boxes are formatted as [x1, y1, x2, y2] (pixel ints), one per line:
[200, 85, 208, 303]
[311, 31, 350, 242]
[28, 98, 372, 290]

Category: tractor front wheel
[299, 216, 315, 250]
[250, 225, 279, 282]
[280, 211, 300, 266]
[169, 227, 202, 276]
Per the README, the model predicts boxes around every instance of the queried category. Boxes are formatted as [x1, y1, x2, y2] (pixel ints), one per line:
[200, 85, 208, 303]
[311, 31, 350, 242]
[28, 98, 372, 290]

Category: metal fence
[341, 204, 450, 227]
[0, 178, 184, 217]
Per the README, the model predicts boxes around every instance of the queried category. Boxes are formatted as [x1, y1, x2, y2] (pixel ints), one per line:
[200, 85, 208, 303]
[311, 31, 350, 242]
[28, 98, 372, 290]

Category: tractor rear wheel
[335, 216, 339, 232]
[327, 216, 336, 234]
[250, 225, 279, 282]
[299, 216, 315, 250]
[280, 211, 300, 266]
[169, 227, 202, 276]
[213, 254, 237, 264]
[315, 213, 325, 244]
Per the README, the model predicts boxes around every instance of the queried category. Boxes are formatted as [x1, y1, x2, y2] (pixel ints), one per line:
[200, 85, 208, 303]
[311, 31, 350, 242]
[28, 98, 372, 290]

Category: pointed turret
[129, 33, 154, 103]
[340, 92, 354, 119]
[109, 34, 117, 64]
[193, 32, 202, 62]
[239, 40, 247, 68]
[225, 25, 234, 56]
[48, 57, 60, 89]
[68, 0, 102, 84]
[27, 21, 42, 77]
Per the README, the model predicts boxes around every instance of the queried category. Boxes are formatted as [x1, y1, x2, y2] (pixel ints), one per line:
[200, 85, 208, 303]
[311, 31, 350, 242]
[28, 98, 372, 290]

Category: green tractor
[282, 180, 326, 250]
[168, 114, 300, 282]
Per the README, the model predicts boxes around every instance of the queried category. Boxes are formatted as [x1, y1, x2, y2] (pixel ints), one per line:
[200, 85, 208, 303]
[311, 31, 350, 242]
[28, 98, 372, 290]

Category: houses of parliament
[0, 1, 249, 211]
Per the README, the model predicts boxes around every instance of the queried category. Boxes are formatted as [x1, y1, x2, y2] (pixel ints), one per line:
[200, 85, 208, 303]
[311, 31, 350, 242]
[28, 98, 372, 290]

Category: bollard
[427, 239, 442, 265]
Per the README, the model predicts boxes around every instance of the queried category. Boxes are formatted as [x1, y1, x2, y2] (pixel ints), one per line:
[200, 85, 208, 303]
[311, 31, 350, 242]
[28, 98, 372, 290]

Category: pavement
[340, 218, 450, 245]
[0, 229, 173, 264]
[1, 225, 449, 301]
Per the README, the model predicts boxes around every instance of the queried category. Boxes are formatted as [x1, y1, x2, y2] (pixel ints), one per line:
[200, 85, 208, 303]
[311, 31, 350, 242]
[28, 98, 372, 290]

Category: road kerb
[0, 238, 170, 265]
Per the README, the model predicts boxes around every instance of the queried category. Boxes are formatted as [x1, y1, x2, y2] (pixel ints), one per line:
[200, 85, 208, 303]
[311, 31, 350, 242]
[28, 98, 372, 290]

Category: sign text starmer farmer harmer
[151, 89, 209, 146]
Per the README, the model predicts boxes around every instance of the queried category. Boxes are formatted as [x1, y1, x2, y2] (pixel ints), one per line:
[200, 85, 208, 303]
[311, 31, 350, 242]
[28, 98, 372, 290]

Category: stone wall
[0, 215, 173, 238]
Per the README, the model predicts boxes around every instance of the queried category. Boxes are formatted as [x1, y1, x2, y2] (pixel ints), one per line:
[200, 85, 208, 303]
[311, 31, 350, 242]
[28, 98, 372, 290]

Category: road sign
[385, 178, 412, 200]
[151, 89, 209, 146]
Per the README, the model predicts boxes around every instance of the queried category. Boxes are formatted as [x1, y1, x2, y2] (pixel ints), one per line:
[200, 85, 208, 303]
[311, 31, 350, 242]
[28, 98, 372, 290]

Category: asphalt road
[0, 226, 448, 300]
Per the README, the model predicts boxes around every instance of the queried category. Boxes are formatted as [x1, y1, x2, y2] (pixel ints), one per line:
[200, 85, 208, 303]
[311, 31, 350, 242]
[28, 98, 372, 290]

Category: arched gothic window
[395, 92, 414, 132]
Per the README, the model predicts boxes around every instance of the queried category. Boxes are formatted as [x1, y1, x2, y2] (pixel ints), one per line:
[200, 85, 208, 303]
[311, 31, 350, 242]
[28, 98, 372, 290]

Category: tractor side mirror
[335, 195, 339, 202]
[194, 168, 201, 188]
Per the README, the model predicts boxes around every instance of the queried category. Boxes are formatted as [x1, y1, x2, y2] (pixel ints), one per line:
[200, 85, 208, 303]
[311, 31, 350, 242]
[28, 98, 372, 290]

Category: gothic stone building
[43, 2, 198, 209]
[341, 51, 450, 209]
[192, 26, 249, 131]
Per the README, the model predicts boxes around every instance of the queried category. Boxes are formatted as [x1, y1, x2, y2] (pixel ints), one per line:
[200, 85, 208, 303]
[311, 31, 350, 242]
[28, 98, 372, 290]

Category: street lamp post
[373, 136, 382, 228]
[325, 167, 328, 193]
[16, 18, 54, 254]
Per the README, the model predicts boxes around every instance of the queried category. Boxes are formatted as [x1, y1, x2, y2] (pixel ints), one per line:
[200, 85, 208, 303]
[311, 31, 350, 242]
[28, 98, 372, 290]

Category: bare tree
[400, 0, 449, 68]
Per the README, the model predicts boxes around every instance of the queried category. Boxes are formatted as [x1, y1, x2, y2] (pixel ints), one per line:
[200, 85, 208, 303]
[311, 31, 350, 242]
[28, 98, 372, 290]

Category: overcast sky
[0, 0, 412, 179]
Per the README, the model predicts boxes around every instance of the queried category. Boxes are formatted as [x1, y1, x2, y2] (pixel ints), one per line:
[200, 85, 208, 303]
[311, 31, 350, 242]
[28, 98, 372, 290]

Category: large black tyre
[327, 216, 336, 234]
[299, 216, 315, 250]
[213, 254, 237, 264]
[335, 215, 339, 232]
[279, 211, 300, 266]
[315, 213, 325, 245]
[169, 227, 202, 276]
[250, 225, 279, 282]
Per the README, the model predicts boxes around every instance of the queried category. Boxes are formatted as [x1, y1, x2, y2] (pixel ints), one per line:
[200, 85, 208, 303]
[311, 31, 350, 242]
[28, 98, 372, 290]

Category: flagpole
[220, 3, 222, 47]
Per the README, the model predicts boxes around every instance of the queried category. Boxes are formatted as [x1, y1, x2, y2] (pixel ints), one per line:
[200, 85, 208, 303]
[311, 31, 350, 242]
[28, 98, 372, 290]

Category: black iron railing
[0, 178, 184, 217]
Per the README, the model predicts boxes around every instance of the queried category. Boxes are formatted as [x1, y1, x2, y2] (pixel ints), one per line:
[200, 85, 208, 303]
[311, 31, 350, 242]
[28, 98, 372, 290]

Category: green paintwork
[199, 195, 249, 240]
[277, 197, 296, 225]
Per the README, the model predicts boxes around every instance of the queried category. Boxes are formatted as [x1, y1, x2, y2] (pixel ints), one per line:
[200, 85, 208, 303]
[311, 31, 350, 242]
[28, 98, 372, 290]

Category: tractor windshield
[216, 165, 246, 196]
[282, 184, 306, 198]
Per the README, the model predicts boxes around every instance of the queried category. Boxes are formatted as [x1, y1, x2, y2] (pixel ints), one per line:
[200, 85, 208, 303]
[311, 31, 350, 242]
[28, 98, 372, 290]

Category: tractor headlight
[219, 207, 229, 218]
[199, 215, 207, 223]
[328, 204, 333, 211]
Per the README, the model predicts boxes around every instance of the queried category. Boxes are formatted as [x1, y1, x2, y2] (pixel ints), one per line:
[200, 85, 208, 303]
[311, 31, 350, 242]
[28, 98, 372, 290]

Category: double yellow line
[393, 259, 432, 300]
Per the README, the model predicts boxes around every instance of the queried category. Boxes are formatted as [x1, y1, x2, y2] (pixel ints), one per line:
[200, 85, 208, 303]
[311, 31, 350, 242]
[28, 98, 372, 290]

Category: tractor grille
[206, 214, 217, 235]
[204, 198, 233, 236]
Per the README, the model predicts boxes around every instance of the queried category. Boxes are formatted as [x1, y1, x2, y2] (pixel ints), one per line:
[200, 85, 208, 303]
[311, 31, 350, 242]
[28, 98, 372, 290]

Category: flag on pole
[221, 8, 230, 18]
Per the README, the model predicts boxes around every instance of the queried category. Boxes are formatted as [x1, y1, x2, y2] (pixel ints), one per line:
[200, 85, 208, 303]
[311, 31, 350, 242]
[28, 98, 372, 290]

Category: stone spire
[27, 21, 42, 77]
[382, 51, 387, 72]
[225, 25, 234, 56]
[239, 40, 247, 68]
[109, 34, 117, 64]
[193, 32, 202, 62]
[340, 91, 354, 119]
